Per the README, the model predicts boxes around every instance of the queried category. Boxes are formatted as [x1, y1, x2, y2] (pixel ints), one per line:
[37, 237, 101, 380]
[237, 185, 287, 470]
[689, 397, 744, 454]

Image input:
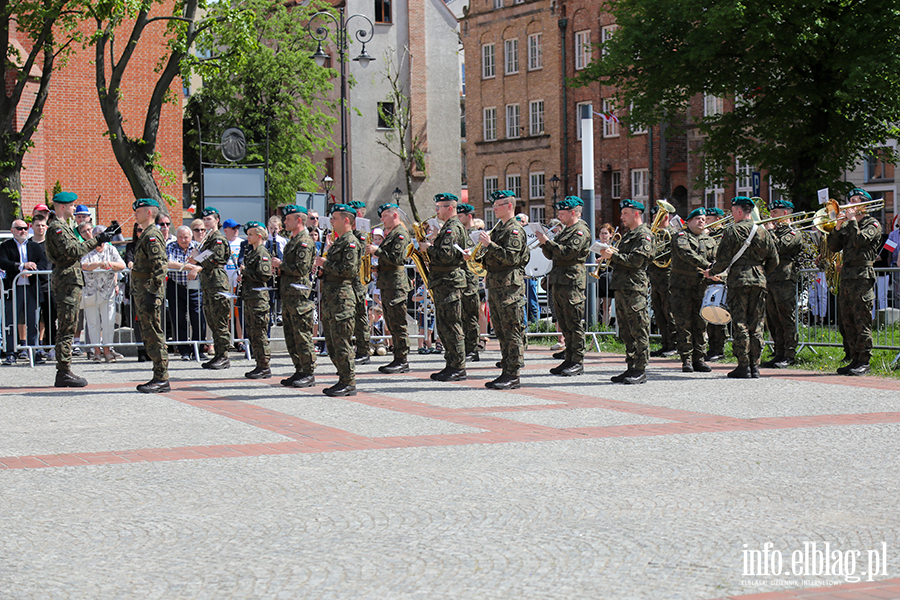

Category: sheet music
[218, 291, 238, 299]
[355, 217, 371, 234]
[469, 231, 481, 245]
[290, 283, 311, 291]
[528, 223, 547, 237]
[589, 241, 610, 254]
[817, 188, 829, 205]
[194, 250, 212, 262]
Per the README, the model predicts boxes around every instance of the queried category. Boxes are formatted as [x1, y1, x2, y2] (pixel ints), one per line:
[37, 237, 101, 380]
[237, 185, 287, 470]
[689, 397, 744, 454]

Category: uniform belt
[843, 261, 874, 267]
[378, 264, 403, 272]
[323, 275, 353, 282]
[671, 267, 702, 277]
[131, 271, 150, 279]
[430, 265, 462, 272]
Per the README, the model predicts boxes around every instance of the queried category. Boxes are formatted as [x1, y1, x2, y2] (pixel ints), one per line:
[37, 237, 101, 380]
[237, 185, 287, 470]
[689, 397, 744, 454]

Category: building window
[529, 100, 544, 136]
[703, 94, 724, 117]
[768, 177, 788, 204]
[629, 102, 647, 135]
[631, 169, 649, 199]
[484, 207, 497, 229]
[482, 44, 496, 79]
[483, 107, 497, 141]
[602, 98, 618, 138]
[377, 102, 394, 129]
[735, 158, 755, 195]
[494, 0, 503, 9]
[506, 104, 520, 139]
[504, 38, 519, 74]
[530, 204, 545, 224]
[506, 174, 522, 199]
[704, 165, 724, 208]
[528, 33, 542, 70]
[514, 0, 524, 4]
[576, 101, 592, 140]
[530, 172, 545, 199]
[601, 24, 616, 55]
[866, 147, 893, 182]
[575, 30, 591, 70]
[484, 176, 499, 207]
[375, 0, 392, 23]
[611, 171, 621, 199]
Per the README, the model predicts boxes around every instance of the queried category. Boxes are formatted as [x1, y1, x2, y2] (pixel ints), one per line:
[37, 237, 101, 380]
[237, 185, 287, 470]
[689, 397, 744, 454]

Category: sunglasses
[193, 228, 206, 232]
[309, 216, 319, 220]
[13, 226, 28, 231]
[159, 222, 171, 227]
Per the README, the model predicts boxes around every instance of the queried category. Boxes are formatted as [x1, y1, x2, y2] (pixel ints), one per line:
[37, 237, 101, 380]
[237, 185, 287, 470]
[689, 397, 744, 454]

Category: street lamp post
[549, 174, 560, 203]
[309, 8, 375, 205]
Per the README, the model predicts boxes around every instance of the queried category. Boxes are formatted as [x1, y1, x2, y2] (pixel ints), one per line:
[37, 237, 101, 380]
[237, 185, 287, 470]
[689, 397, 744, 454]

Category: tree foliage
[183, 0, 337, 210]
[576, 0, 900, 208]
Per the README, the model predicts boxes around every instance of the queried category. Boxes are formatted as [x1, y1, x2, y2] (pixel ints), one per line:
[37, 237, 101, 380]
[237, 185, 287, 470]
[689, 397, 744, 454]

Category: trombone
[799, 198, 885, 234]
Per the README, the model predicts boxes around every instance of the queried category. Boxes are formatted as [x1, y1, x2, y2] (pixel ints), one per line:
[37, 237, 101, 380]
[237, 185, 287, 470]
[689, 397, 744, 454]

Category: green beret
[457, 203, 475, 215]
[488, 190, 515, 203]
[556, 196, 583, 210]
[281, 204, 307, 216]
[52, 191, 78, 204]
[687, 208, 706, 220]
[201, 207, 220, 218]
[377, 202, 399, 217]
[732, 196, 755, 207]
[349, 200, 366, 210]
[768, 199, 794, 211]
[705, 207, 725, 217]
[244, 221, 266, 234]
[434, 193, 459, 203]
[619, 198, 644, 211]
[848, 188, 872, 201]
[330, 203, 356, 216]
[132, 197, 160, 210]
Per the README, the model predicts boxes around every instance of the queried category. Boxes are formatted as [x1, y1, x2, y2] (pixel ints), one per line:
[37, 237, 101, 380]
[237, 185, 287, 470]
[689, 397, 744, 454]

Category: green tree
[183, 0, 337, 210]
[576, 0, 900, 208]
[1, 0, 88, 227]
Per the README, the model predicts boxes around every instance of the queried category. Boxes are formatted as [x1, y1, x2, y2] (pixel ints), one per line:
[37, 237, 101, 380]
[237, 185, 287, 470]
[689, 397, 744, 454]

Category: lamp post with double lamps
[309, 9, 375, 205]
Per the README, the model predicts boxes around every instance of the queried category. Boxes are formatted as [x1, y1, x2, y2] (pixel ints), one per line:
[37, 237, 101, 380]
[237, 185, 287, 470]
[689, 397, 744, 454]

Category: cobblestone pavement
[1, 345, 899, 600]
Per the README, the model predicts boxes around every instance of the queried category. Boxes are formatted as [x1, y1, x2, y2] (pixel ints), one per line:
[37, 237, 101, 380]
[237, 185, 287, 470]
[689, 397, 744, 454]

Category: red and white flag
[885, 237, 899, 253]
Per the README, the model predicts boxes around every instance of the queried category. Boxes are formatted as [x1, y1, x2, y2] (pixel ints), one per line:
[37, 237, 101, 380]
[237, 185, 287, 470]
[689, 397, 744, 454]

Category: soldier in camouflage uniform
[599, 199, 654, 384]
[761, 199, 804, 369]
[706, 196, 778, 379]
[195, 207, 233, 370]
[348, 200, 371, 363]
[669, 208, 716, 373]
[704, 207, 728, 361]
[538, 196, 591, 376]
[130, 198, 170, 393]
[829, 188, 883, 376]
[480, 190, 529, 390]
[241, 221, 273, 380]
[315, 204, 361, 396]
[44, 191, 118, 387]
[423, 193, 469, 382]
[456, 203, 482, 362]
[648, 204, 677, 357]
[274, 205, 316, 388]
[367, 203, 413, 373]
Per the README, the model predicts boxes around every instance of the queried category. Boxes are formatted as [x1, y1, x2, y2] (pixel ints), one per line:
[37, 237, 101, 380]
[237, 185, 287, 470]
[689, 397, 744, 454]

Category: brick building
[11, 13, 183, 227]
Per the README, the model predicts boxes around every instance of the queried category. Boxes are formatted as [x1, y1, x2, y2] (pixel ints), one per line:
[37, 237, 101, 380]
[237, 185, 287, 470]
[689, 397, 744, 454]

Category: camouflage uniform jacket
[426, 216, 467, 289]
[648, 226, 673, 287]
[45, 213, 100, 288]
[462, 227, 479, 293]
[374, 224, 412, 293]
[198, 229, 231, 292]
[669, 229, 716, 290]
[131, 224, 168, 297]
[483, 217, 529, 290]
[541, 219, 591, 289]
[768, 222, 804, 283]
[322, 231, 360, 282]
[826, 215, 882, 281]
[709, 218, 778, 289]
[242, 244, 273, 302]
[279, 228, 315, 300]
[609, 223, 654, 293]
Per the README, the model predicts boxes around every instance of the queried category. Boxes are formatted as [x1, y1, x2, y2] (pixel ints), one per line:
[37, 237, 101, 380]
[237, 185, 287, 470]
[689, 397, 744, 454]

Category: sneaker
[72, 346, 83, 356]
[550, 342, 564, 351]
[2, 354, 16, 366]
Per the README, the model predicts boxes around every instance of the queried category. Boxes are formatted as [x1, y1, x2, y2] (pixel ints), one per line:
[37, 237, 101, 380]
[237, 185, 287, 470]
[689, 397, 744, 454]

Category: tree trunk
[405, 166, 418, 222]
[0, 164, 25, 228]
[107, 135, 163, 202]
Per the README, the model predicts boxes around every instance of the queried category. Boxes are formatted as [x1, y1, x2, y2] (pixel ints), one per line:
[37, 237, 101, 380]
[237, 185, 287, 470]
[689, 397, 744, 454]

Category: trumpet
[650, 199, 676, 268]
[588, 229, 622, 280]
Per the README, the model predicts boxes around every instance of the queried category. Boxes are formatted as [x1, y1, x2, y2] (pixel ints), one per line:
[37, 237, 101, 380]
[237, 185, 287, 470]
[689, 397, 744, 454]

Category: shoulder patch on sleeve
[262, 256, 269, 261]
[349, 243, 356, 249]
[645, 236, 652, 241]
[398, 235, 404, 240]
[576, 231, 583, 236]
[301, 243, 308, 248]
[512, 230, 519, 235]
[677, 231, 685, 236]
[216, 240, 223, 244]
[149, 237, 156, 242]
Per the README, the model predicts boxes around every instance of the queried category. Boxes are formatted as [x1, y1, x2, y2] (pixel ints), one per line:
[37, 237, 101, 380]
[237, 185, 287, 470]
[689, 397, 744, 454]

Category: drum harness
[714, 223, 759, 280]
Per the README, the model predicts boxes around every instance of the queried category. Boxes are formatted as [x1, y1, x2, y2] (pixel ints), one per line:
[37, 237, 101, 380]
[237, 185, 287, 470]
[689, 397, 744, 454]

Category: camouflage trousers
[52, 285, 81, 373]
[614, 289, 650, 372]
[488, 284, 525, 376]
[707, 322, 727, 355]
[650, 281, 676, 349]
[838, 278, 875, 363]
[728, 285, 766, 367]
[282, 295, 316, 375]
[552, 285, 586, 363]
[381, 289, 410, 361]
[766, 281, 798, 360]
[461, 289, 480, 355]
[202, 287, 232, 357]
[670, 285, 707, 361]
[322, 281, 356, 385]
[243, 292, 270, 368]
[432, 284, 465, 369]
[352, 280, 370, 353]
[137, 292, 169, 381]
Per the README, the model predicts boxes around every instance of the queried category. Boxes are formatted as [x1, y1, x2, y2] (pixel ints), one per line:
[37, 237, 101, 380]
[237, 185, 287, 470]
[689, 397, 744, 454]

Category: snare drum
[700, 284, 731, 324]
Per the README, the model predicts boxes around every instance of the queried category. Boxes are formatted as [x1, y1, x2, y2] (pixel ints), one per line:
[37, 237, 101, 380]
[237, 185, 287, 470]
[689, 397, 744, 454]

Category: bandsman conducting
[315, 204, 362, 396]
[195, 207, 233, 370]
[705, 196, 778, 379]
[274, 205, 317, 388]
[367, 203, 413, 374]
[828, 188, 883, 376]
[669, 208, 716, 373]
[761, 198, 804, 369]
[480, 190, 530, 390]
[456, 203, 482, 362]
[537, 196, 591, 377]
[241, 221, 274, 380]
[130, 198, 170, 393]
